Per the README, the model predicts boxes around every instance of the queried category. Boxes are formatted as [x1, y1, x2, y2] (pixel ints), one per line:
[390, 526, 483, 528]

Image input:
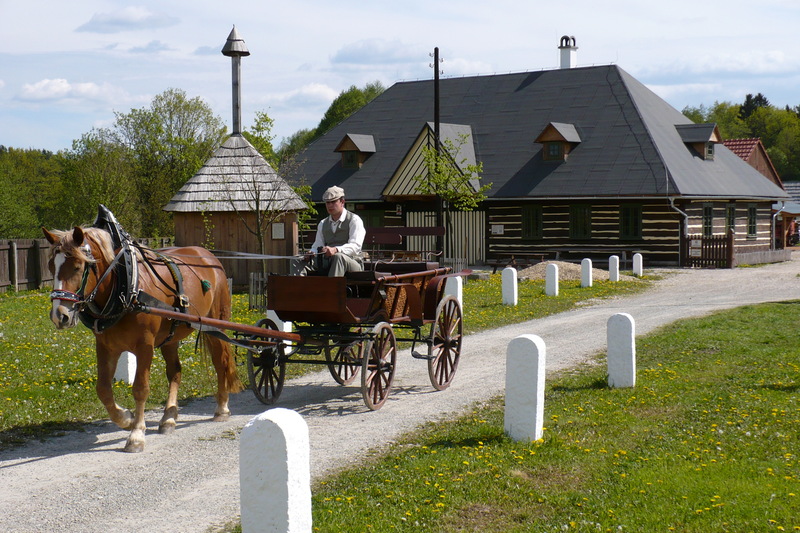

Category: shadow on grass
[550, 376, 608, 392]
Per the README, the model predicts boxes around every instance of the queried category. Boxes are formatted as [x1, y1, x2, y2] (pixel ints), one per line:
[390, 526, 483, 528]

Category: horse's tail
[207, 279, 244, 394]
[201, 331, 244, 393]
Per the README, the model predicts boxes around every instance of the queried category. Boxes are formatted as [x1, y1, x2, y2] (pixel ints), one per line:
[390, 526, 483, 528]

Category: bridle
[49, 243, 97, 309]
[49, 241, 136, 330]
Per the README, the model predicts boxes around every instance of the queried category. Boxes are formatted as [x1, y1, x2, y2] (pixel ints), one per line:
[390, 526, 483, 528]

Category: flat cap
[323, 186, 345, 202]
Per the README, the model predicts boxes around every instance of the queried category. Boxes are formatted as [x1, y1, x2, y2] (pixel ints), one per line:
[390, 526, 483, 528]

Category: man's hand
[321, 246, 338, 257]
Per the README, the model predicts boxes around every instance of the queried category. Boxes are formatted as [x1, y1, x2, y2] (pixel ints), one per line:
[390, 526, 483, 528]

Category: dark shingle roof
[290, 65, 788, 203]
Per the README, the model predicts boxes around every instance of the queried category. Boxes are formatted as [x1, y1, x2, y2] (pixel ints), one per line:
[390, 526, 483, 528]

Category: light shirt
[310, 208, 365, 258]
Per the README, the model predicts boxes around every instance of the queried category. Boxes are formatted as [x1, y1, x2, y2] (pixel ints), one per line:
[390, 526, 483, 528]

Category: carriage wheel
[326, 330, 362, 385]
[361, 323, 397, 410]
[427, 295, 463, 391]
[247, 318, 286, 405]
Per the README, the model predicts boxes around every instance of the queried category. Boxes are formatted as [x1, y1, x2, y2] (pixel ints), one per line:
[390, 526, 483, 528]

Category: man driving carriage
[292, 185, 366, 277]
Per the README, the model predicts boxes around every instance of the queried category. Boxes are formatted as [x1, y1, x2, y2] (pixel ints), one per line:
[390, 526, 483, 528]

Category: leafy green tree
[274, 81, 386, 159]
[0, 147, 64, 237]
[315, 81, 385, 138]
[739, 92, 770, 120]
[110, 88, 227, 235]
[243, 110, 279, 168]
[59, 130, 141, 233]
[277, 129, 315, 162]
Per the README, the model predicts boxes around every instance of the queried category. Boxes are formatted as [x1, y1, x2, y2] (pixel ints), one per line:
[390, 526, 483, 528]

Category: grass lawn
[308, 302, 800, 532]
[0, 274, 648, 449]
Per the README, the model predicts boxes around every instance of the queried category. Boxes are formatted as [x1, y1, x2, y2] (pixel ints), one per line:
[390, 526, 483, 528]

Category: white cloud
[130, 40, 172, 54]
[268, 83, 340, 109]
[76, 6, 178, 34]
[0, 79, 6, 90]
[331, 39, 425, 66]
[19, 78, 133, 105]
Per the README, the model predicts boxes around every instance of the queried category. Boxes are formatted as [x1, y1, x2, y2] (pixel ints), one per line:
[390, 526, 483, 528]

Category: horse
[42, 224, 243, 453]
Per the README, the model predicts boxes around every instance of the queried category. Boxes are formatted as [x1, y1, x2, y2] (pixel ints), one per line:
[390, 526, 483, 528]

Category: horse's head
[43, 226, 101, 329]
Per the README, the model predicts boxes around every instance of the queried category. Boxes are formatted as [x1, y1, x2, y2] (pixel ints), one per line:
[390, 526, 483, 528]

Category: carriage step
[411, 350, 435, 360]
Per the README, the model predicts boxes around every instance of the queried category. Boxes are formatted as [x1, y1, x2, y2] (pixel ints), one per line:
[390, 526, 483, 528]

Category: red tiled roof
[723, 138, 760, 160]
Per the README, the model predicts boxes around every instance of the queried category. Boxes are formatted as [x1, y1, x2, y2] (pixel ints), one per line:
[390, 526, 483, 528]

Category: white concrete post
[607, 313, 636, 388]
[609, 255, 620, 282]
[267, 310, 293, 345]
[114, 351, 136, 384]
[581, 258, 593, 288]
[240, 408, 312, 533]
[444, 275, 463, 308]
[504, 335, 546, 442]
[633, 253, 643, 277]
[502, 267, 518, 306]
[545, 263, 559, 296]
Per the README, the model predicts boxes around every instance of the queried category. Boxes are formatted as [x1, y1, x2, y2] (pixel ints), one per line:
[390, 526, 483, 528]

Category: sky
[1, 0, 799, 153]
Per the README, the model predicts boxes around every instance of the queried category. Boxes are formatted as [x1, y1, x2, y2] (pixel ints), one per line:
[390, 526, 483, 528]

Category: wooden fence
[0, 239, 51, 292]
[682, 234, 735, 268]
[0, 236, 174, 293]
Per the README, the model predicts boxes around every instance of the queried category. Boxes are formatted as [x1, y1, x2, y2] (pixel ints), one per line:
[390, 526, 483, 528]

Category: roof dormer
[676, 123, 721, 161]
[334, 133, 376, 169]
[535, 122, 581, 162]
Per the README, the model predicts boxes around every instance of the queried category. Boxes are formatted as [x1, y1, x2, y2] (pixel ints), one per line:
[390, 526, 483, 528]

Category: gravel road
[2, 256, 799, 532]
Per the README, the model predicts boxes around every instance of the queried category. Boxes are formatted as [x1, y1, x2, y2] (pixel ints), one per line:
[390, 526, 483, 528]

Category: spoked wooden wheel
[361, 322, 397, 410]
[326, 330, 362, 385]
[247, 318, 286, 405]
[428, 295, 463, 391]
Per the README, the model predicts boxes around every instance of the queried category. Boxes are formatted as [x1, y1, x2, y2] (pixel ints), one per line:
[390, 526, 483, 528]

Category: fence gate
[407, 210, 485, 266]
[682, 233, 734, 268]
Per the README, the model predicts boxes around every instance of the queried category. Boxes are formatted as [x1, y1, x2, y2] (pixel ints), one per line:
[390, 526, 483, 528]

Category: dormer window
[676, 123, 721, 161]
[334, 133, 376, 169]
[545, 142, 563, 160]
[342, 151, 359, 169]
[535, 122, 581, 162]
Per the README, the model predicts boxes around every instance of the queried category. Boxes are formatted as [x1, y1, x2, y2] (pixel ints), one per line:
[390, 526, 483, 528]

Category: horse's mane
[48, 227, 117, 265]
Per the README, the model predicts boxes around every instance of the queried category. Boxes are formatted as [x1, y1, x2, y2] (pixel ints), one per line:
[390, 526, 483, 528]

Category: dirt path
[1, 256, 798, 532]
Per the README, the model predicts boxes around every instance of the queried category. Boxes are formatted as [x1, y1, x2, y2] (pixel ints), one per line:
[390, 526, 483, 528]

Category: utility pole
[430, 47, 445, 254]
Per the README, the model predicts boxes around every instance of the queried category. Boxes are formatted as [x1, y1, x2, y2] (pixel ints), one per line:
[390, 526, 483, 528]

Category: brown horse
[42, 225, 242, 453]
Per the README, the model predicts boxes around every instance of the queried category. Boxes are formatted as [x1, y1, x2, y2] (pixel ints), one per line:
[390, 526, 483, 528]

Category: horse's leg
[206, 334, 232, 421]
[158, 342, 181, 435]
[95, 344, 134, 430]
[124, 344, 153, 453]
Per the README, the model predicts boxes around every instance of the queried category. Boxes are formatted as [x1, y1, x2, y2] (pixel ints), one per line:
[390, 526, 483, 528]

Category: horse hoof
[212, 412, 230, 422]
[158, 420, 176, 435]
[124, 429, 145, 452]
[123, 440, 145, 453]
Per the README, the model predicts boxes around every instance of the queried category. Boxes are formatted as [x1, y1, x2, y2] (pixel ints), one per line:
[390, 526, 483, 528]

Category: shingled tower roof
[164, 134, 306, 213]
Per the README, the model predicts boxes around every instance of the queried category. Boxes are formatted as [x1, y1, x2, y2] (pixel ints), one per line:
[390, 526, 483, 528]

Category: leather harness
[66, 205, 189, 345]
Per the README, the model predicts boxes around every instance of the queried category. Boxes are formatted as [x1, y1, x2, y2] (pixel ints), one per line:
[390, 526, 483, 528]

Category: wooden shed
[163, 133, 306, 287]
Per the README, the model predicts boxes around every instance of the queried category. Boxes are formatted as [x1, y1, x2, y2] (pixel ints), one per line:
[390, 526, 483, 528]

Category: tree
[110, 88, 227, 235]
[243, 111, 278, 168]
[315, 81, 385, 138]
[59, 130, 141, 233]
[414, 133, 491, 257]
[275, 81, 386, 159]
[0, 147, 64, 237]
[739, 93, 770, 121]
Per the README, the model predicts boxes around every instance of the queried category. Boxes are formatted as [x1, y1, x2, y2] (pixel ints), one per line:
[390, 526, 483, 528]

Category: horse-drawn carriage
[42, 206, 464, 451]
